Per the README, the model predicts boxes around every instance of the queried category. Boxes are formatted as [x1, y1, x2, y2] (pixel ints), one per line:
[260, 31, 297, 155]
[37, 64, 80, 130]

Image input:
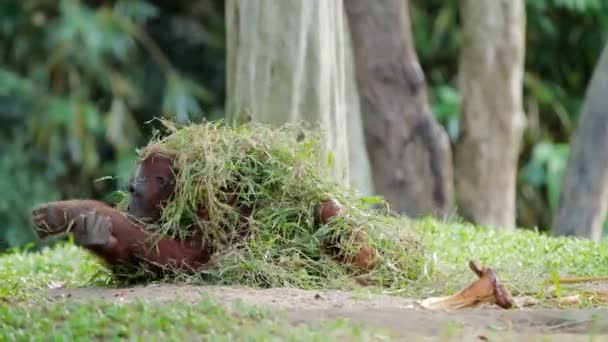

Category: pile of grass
[124, 120, 424, 289]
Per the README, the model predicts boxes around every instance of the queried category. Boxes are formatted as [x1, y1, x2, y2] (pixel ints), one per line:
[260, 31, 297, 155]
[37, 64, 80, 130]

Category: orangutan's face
[126, 153, 176, 222]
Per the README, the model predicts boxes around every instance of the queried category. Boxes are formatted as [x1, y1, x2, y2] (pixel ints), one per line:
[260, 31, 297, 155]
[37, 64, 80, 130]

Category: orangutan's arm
[32, 200, 209, 272]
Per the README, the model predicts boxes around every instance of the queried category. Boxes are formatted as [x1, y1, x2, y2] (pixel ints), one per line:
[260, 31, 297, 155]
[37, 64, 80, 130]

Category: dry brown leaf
[420, 260, 514, 310]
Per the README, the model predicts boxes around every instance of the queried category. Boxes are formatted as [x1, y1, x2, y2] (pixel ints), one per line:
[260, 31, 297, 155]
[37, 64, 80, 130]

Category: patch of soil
[47, 285, 608, 340]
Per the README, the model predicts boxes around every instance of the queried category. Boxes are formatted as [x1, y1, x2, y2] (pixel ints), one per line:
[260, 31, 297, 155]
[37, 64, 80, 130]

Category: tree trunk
[225, 0, 373, 195]
[344, 0, 453, 217]
[552, 44, 608, 241]
[454, 0, 526, 231]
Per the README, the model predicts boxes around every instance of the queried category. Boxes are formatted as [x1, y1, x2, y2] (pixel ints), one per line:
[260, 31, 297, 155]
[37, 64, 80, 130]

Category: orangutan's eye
[155, 176, 166, 186]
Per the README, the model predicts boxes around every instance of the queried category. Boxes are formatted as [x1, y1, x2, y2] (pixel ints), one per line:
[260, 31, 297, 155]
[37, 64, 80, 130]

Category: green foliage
[0, 137, 60, 250]
[411, 0, 608, 230]
[548, 0, 605, 12]
[431, 85, 461, 142]
[0, 0, 225, 251]
[521, 142, 570, 214]
[519, 0, 608, 229]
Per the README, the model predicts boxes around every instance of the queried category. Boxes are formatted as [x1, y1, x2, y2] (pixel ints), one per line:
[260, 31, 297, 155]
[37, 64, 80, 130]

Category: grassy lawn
[1, 297, 386, 341]
[2, 218, 608, 339]
[411, 218, 608, 298]
[0, 244, 386, 340]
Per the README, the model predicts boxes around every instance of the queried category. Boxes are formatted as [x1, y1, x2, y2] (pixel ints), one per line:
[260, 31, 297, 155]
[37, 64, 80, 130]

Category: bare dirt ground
[47, 285, 608, 341]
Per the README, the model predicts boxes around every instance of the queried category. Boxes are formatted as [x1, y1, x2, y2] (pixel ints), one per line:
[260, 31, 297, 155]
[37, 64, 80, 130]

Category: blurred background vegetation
[1, 0, 606, 251]
[411, 0, 608, 231]
[0, 0, 225, 250]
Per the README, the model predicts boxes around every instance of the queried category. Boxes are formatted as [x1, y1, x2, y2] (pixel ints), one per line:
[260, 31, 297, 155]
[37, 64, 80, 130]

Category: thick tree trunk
[552, 44, 608, 241]
[344, 0, 453, 217]
[454, 0, 526, 231]
[225, 0, 373, 195]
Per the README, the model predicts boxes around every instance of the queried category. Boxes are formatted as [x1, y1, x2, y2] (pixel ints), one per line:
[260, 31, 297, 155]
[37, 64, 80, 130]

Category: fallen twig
[554, 276, 608, 284]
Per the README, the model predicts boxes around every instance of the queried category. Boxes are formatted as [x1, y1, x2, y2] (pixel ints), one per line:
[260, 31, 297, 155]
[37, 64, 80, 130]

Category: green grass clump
[127, 120, 424, 290]
[0, 243, 108, 301]
[0, 297, 387, 341]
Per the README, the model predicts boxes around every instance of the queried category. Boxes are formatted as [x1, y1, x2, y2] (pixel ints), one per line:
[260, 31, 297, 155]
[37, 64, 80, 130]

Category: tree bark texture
[552, 44, 608, 241]
[344, 0, 453, 217]
[454, 0, 526, 231]
[225, 0, 373, 195]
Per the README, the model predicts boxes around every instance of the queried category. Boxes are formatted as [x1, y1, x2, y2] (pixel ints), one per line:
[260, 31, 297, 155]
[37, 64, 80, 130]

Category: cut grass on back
[119, 120, 424, 289]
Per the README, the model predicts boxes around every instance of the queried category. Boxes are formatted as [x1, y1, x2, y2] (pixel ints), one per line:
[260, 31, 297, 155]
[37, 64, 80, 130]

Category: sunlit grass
[2, 217, 608, 339]
[408, 218, 608, 299]
[3, 218, 608, 302]
[0, 243, 108, 301]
